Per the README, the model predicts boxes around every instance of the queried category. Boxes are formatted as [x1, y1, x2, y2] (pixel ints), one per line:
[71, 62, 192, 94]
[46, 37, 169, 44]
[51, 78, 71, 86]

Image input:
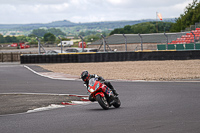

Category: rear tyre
[96, 95, 109, 110]
[113, 97, 121, 108]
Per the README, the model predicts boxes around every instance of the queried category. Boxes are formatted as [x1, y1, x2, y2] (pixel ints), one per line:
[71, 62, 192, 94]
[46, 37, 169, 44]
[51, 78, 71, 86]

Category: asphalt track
[0, 63, 200, 133]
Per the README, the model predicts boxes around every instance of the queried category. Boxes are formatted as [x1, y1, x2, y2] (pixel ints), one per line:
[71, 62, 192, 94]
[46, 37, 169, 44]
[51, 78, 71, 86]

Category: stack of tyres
[60, 55, 65, 63]
[38, 55, 42, 63]
[68, 54, 72, 63]
[89, 54, 96, 62]
[27, 55, 31, 63]
[40, 55, 46, 63]
[49, 55, 53, 63]
[111, 52, 118, 62]
[95, 53, 102, 62]
[19, 50, 200, 64]
[69, 54, 78, 63]
[35, 55, 39, 63]
[45, 55, 50, 63]
[30, 55, 35, 63]
[121, 52, 127, 61]
[20, 55, 25, 64]
[106, 53, 113, 62]
[78, 54, 88, 63]
[102, 53, 108, 62]
[56, 55, 61, 63]
[52, 55, 57, 63]
[126, 52, 134, 61]
[74, 54, 78, 63]
[64, 54, 69, 63]
[25, 55, 30, 63]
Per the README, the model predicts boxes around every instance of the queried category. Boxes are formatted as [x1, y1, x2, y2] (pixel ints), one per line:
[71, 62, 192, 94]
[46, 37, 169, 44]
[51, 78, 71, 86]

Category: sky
[0, 0, 194, 24]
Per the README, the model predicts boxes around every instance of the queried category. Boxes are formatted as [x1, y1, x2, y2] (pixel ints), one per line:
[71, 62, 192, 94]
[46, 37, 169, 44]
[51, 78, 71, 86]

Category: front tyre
[96, 95, 109, 110]
[113, 97, 121, 108]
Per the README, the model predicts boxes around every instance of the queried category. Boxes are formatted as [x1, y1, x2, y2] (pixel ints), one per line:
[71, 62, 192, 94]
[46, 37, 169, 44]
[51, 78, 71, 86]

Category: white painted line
[71, 101, 91, 104]
[24, 65, 79, 81]
[0, 93, 90, 116]
[27, 104, 65, 113]
[0, 92, 88, 97]
[27, 101, 91, 113]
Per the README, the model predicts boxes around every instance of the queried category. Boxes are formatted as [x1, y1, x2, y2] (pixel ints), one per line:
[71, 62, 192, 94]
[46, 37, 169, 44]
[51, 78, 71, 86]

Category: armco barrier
[168, 45, 176, 50]
[176, 44, 185, 50]
[20, 50, 200, 64]
[185, 44, 194, 50]
[157, 43, 200, 50]
[196, 44, 200, 49]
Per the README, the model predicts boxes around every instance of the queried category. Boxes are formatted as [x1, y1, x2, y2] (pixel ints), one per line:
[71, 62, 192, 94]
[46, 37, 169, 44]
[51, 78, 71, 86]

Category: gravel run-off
[38, 60, 200, 81]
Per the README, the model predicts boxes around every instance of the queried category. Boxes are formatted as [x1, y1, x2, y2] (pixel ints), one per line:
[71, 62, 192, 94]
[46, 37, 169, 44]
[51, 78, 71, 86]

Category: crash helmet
[81, 71, 90, 82]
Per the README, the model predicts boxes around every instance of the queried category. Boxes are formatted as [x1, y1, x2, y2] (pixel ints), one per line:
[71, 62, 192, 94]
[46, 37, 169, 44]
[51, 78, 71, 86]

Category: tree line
[0, 28, 67, 44]
[170, 0, 200, 32]
[30, 28, 66, 37]
[110, 0, 200, 35]
[0, 33, 57, 44]
[0, 34, 19, 43]
[109, 22, 173, 35]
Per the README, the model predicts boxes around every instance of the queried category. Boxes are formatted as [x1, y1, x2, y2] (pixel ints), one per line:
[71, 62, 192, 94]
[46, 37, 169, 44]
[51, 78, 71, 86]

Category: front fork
[93, 87, 115, 106]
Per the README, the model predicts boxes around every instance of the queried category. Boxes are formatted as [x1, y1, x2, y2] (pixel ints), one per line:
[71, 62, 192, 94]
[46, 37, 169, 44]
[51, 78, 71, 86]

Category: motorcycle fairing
[88, 78, 113, 97]
[88, 78, 99, 93]
[95, 92, 105, 97]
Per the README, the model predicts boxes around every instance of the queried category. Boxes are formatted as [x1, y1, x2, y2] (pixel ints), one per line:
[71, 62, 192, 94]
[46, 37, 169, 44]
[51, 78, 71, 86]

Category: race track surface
[0, 63, 200, 133]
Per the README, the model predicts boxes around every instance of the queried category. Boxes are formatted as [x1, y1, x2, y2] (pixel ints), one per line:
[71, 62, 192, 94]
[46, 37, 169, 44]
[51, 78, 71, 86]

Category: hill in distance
[0, 18, 175, 30]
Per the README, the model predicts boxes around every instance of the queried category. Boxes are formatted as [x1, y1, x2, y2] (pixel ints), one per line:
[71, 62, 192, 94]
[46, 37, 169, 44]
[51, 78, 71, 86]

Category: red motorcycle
[87, 78, 121, 110]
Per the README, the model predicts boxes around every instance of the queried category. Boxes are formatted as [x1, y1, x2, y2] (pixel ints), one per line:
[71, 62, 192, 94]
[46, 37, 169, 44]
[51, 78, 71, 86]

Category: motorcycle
[87, 78, 121, 110]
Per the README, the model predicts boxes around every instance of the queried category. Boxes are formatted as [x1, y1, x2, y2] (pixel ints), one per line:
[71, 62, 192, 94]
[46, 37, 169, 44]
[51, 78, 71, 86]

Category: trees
[32, 29, 47, 37]
[47, 28, 66, 36]
[109, 22, 173, 35]
[0, 34, 5, 43]
[4, 36, 12, 43]
[170, 0, 200, 32]
[31, 28, 66, 37]
[43, 33, 56, 44]
[109, 1, 199, 34]
[16, 36, 28, 42]
[84, 34, 101, 42]
[124, 25, 132, 33]
[0, 30, 61, 45]
[0, 35, 28, 43]
[4, 36, 18, 43]
[109, 28, 124, 35]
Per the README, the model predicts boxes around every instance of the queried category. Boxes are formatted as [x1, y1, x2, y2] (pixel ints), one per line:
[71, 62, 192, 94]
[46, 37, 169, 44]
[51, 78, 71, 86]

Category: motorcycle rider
[81, 71, 118, 101]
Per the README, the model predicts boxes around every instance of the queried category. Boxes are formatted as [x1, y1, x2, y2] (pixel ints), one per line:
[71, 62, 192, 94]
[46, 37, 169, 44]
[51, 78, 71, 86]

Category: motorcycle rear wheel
[96, 95, 109, 110]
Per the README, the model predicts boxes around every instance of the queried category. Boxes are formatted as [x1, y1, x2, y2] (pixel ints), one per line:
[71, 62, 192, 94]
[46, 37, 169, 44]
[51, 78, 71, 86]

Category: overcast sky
[0, 0, 194, 24]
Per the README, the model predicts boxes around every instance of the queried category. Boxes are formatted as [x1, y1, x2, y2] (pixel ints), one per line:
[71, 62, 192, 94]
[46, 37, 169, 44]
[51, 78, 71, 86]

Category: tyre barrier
[20, 50, 200, 64]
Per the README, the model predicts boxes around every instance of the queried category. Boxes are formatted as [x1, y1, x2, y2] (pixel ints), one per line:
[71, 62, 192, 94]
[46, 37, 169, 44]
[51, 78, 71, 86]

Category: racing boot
[109, 86, 118, 96]
[112, 89, 119, 96]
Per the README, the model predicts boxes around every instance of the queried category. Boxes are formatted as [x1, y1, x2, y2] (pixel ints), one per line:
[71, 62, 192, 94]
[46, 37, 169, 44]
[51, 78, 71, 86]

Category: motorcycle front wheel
[113, 97, 121, 108]
[96, 95, 109, 110]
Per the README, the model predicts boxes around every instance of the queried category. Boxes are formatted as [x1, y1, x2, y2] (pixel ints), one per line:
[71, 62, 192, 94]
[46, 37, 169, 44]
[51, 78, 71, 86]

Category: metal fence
[90, 32, 193, 51]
